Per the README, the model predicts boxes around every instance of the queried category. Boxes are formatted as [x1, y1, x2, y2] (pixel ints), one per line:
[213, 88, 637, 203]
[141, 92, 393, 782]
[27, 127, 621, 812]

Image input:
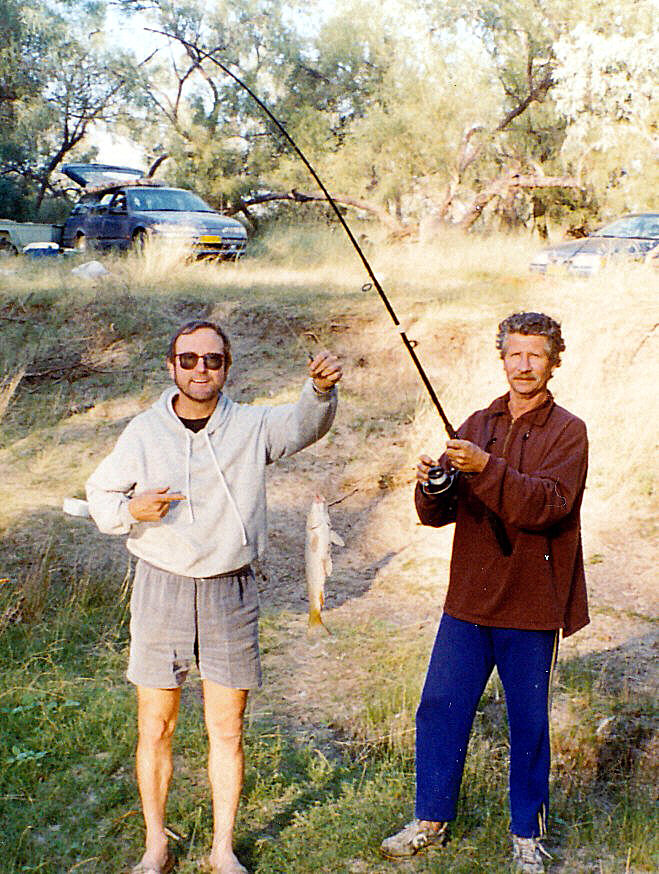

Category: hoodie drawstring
[185, 431, 194, 523]
[203, 431, 249, 546]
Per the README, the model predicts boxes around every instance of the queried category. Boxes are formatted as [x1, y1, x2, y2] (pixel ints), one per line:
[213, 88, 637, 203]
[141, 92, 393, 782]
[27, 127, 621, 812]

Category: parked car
[530, 213, 659, 276]
[0, 220, 62, 255]
[60, 164, 247, 259]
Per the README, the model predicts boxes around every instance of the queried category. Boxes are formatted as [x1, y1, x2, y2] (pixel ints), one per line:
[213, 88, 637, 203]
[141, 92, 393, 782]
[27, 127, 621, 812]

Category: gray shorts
[127, 559, 262, 690]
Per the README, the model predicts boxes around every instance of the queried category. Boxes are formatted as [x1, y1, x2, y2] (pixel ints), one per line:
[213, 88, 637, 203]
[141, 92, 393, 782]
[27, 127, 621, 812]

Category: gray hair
[496, 312, 564, 367]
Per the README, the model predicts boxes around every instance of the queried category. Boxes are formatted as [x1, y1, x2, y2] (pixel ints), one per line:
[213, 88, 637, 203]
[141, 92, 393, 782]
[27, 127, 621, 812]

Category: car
[530, 213, 659, 276]
[0, 220, 62, 255]
[60, 163, 247, 259]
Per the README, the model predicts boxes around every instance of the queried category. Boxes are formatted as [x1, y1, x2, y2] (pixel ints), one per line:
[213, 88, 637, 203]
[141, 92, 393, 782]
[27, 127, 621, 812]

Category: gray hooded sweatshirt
[86, 379, 338, 577]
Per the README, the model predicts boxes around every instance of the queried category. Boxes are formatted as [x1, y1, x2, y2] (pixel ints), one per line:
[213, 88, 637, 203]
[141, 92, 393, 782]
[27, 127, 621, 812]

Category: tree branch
[457, 171, 582, 230]
[228, 189, 406, 233]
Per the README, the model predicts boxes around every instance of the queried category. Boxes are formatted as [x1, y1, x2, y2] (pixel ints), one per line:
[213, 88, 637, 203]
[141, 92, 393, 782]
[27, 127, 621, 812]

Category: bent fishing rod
[151, 30, 456, 439]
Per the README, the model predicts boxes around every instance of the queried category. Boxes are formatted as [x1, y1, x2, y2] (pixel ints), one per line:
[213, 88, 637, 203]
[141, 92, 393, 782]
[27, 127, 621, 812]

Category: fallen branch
[0, 367, 25, 420]
[458, 172, 583, 231]
[232, 189, 407, 235]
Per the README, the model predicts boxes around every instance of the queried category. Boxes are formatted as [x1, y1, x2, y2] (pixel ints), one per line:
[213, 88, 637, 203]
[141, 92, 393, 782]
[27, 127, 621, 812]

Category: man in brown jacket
[381, 312, 589, 873]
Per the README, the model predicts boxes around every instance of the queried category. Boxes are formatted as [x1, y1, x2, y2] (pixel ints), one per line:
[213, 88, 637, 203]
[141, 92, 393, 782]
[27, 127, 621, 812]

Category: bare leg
[202, 680, 248, 873]
[135, 686, 181, 870]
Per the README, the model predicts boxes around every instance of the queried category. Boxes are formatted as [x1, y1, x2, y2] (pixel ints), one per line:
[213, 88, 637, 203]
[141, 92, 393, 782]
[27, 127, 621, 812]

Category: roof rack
[85, 177, 167, 195]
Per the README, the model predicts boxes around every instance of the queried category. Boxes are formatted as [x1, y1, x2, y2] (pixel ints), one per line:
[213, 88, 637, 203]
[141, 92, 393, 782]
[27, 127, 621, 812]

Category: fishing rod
[150, 30, 457, 439]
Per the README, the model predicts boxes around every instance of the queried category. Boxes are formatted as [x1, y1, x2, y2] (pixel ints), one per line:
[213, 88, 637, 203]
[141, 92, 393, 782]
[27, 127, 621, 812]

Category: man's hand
[445, 439, 489, 473]
[128, 487, 186, 522]
[416, 454, 439, 485]
[308, 351, 343, 392]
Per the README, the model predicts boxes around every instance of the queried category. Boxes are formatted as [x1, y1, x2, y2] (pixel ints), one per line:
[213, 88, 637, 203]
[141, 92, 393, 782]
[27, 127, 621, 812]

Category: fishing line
[148, 29, 457, 440]
[269, 305, 316, 362]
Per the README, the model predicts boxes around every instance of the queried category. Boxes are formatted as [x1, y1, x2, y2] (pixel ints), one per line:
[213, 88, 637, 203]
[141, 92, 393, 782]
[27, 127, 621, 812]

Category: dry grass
[0, 228, 657, 873]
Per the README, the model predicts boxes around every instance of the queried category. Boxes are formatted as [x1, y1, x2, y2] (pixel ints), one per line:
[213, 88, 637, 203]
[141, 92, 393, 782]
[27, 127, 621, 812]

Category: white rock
[71, 260, 110, 278]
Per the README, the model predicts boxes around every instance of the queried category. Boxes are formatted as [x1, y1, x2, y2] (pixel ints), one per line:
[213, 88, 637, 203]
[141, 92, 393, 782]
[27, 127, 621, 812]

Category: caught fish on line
[305, 494, 344, 633]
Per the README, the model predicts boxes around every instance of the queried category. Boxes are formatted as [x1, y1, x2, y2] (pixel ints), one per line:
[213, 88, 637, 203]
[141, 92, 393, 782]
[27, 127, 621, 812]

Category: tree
[122, 0, 314, 210]
[113, 0, 654, 233]
[0, 0, 49, 218]
[0, 0, 139, 218]
[552, 8, 658, 215]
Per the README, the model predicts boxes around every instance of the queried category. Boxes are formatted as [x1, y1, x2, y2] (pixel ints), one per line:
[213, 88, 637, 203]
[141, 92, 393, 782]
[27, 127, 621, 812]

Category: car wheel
[75, 233, 88, 253]
[0, 237, 18, 256]
[131, 229, 148, 252]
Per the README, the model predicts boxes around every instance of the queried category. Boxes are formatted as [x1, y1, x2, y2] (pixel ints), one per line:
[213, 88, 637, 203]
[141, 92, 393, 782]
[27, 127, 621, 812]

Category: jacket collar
[160, 386, 232, 432]
[487, 391, 555, 427]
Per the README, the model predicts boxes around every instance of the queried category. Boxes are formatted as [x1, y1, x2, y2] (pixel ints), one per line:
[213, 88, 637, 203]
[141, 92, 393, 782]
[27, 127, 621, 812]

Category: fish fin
[330, 530, 345, 547]
[323, 555, 333, 576]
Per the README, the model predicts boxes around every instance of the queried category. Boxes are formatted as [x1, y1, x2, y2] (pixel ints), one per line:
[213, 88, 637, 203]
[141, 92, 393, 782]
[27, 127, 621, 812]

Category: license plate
[199, 235, 222, 244]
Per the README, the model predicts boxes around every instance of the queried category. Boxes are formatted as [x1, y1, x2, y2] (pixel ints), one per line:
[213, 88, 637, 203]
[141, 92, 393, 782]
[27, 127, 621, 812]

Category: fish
[305, 494, 344, 632]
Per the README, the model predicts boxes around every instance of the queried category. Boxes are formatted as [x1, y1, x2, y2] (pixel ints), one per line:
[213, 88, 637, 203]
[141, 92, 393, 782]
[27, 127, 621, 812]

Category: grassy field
[0, 228, 657, 873]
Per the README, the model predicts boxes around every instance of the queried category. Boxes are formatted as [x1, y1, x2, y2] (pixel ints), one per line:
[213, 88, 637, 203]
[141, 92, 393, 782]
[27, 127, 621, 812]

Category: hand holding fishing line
[308, 351, 343, 392]
[417, 438, 487, 500]
[445, 439, 490, 473]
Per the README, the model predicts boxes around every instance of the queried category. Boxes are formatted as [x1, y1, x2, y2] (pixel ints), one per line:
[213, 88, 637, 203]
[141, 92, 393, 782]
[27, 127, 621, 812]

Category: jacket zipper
[502, 417, 515, 458]
[487, 415, 514, 557]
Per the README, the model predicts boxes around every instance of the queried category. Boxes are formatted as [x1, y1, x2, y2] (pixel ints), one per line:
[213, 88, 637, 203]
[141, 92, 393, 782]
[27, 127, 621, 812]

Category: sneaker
[512, 835, 552, 873]
[380, 819, 448, 858]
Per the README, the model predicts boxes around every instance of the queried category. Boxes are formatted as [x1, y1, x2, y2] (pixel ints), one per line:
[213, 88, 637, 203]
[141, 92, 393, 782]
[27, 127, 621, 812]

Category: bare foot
[206, 850, 248, 874]
[131, 845, 173, 874]
[419, 819, 443, 833]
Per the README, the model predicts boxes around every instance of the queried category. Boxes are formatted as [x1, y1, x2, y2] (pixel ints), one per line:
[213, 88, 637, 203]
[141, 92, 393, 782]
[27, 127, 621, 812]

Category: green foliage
[1, 0, 657, 226]
[553, 6, 659, 215]
[0, 0, 140, 218]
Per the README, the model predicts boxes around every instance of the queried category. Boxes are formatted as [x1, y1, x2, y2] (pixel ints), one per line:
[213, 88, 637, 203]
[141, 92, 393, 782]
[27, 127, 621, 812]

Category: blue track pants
[415, 613, 558, 838]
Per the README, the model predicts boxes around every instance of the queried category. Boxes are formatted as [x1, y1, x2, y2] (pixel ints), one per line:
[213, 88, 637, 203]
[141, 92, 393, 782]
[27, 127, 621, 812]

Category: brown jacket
[415, 392, 589, 637]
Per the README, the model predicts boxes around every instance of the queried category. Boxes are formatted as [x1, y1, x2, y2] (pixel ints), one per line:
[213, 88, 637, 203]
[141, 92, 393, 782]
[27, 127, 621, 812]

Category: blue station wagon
[61, 164, 247, 259]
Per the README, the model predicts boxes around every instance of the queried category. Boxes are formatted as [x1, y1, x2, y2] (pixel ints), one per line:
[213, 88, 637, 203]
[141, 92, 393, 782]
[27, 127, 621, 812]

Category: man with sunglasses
[86, 319, 342, 874]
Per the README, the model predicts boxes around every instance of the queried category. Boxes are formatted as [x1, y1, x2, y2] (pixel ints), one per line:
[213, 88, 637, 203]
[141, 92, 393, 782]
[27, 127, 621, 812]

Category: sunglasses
[175, 352, 225, 370]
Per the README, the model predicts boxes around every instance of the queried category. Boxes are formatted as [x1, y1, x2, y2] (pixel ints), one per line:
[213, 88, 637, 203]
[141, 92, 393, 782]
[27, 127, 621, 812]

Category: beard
[174, 374, 221, 404]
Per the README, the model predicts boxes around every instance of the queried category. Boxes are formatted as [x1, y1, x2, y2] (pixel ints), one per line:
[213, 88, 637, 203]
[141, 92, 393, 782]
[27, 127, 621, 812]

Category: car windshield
[126, 188, 214, 213]
[596, 216, 653, 238]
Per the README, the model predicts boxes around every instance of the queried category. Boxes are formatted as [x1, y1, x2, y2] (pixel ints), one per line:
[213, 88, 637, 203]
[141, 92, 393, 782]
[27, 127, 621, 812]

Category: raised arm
[263, 351, 342, 462]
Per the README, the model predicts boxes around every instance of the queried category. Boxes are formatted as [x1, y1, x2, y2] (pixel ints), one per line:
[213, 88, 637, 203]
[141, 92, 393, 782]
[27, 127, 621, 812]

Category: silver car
[530, 213, 659, 276]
